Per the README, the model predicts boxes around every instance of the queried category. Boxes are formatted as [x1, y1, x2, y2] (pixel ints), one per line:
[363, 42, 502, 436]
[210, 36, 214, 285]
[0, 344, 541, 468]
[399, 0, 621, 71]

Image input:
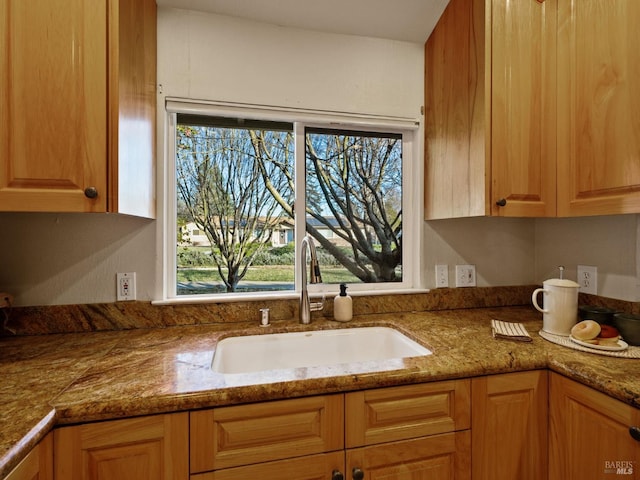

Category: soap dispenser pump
[333, 283, 352, 322]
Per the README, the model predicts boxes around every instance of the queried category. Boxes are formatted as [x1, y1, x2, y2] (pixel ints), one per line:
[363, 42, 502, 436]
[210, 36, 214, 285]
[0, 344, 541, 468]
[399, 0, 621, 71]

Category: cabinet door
[4, 433, 53, 480]
[347, 431, 471, 480]
[557, 0, 640, 216]
[53, 413, 189, 480]
[490, 0, 557, 217]
[471, 370, 548, 480]
[424, 0, 556, 219]
[0, 0, 108, 212]
[549, 373, 640, 480]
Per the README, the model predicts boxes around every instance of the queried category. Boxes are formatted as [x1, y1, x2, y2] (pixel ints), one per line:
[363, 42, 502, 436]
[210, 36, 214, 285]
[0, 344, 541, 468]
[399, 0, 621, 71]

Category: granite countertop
[1, 305, 639, 478]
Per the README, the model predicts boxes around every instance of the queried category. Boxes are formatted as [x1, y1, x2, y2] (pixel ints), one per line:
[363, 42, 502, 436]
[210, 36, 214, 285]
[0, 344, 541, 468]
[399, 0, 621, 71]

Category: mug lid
[544, 278, 579, 288]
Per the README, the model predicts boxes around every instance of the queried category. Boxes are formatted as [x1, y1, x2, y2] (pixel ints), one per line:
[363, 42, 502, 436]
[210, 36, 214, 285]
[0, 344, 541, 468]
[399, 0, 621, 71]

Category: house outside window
[164, 102, 421, 301]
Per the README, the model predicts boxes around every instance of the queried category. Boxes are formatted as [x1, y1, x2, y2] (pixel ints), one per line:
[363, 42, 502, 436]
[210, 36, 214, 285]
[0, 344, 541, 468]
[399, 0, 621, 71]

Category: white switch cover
[455, 265, 476, 287]
[435, 264, 449, 288]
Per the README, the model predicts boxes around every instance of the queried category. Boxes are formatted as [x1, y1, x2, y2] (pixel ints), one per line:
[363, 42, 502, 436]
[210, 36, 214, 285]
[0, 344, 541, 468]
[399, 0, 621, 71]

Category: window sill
[152, 288, 430, 306]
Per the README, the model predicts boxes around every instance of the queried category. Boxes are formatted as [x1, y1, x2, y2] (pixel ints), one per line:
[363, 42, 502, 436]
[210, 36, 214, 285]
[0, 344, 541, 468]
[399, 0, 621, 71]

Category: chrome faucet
[300, 234, 324, 324]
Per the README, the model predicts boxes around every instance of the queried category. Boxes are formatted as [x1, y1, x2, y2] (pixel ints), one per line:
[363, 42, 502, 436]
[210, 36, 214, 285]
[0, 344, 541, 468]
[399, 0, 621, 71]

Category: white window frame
[156, 99, 424, 304]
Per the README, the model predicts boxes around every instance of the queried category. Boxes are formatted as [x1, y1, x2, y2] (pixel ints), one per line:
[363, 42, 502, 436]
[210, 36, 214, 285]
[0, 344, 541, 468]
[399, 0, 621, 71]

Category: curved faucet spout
[300, 234, 323, 324]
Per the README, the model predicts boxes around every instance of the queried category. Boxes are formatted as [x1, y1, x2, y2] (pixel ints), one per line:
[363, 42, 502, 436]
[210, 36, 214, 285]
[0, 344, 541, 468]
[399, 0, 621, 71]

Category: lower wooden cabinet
[471, 370, 548, 480]
[190, 380, 471, 480]
[4, 433, 52, 480]
[549, 372, 640, 480]
[16, 370, 639, 480]
[53, 412, 189, 480]
[345, 381, 471, 480]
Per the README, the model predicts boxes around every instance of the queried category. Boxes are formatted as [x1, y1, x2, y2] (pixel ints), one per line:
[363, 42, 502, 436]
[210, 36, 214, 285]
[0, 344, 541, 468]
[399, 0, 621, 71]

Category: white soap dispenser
[333, 283, 352, 322]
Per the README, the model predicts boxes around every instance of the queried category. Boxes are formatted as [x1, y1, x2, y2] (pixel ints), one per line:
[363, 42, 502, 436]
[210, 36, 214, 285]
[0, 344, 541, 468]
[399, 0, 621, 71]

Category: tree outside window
[175, 115, 403, 296]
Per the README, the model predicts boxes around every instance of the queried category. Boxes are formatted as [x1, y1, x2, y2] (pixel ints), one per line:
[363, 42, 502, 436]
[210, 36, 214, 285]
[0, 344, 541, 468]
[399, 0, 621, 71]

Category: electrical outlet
[435, 264, 449, 288]
[117, 272, 136, 301]
[455, 265, 476, 287]
[577, 265, 597, 295]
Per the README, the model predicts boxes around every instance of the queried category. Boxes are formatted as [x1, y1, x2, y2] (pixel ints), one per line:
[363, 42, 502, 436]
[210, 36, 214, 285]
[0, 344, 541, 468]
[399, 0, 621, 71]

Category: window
[164, 102, 420, 301]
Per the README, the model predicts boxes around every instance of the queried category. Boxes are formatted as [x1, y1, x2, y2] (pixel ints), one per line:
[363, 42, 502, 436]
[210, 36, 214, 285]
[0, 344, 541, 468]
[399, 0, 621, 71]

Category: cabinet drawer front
[345, 380, 471, 447]
[190, 451, 344, 480]
[347, 431, 471, 480]
[190, 395, 344, 473]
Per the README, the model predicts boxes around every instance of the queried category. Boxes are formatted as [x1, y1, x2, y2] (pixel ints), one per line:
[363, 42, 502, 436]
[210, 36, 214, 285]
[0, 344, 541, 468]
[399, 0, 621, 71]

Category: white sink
[211, 326, 432, 374]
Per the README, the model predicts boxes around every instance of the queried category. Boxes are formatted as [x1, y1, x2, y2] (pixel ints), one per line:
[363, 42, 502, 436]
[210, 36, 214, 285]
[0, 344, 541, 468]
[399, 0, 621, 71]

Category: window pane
[305, 129, 403, 284]
[176, 118, 295, 295]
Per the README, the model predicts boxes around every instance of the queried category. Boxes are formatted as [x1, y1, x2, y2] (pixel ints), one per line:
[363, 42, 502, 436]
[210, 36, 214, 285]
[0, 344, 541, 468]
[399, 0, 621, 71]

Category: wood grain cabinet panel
[0, 0, 107, 212]
[556, 0, 640, 216]
[426, 0, 640, 219]
[549, 372, 640, 480]
[471, 370, 548, 480]
[345, 380, 470, 447]
[53, 413, 189, 480]
[190, 395, 344, 473]
[4, 433, 53, 480]
[0, 0, 155, 217]
[346, 431, 471, 480]
[424, 0, 556, 219]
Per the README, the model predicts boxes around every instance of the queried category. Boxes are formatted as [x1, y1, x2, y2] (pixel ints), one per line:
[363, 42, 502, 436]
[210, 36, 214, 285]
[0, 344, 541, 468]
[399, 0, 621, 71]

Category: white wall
[534, 215, 640, 302]
[423, 217, 536, 288]
[0, 8, 638, 306]
[157, 8, 424, 117]
[0, 213, 155, 306]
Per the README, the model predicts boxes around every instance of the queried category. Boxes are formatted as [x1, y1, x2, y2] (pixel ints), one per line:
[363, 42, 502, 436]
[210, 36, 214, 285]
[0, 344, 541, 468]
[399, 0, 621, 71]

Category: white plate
[569, 335, 629, 351]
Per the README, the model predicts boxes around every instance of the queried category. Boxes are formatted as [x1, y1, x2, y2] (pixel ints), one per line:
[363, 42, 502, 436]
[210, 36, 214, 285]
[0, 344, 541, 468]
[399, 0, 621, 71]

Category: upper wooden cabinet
[556, 0, 640, 216]
[425, 0, 556, 219]
[425, 0, 640, 219]
[0, 0, 156, 217]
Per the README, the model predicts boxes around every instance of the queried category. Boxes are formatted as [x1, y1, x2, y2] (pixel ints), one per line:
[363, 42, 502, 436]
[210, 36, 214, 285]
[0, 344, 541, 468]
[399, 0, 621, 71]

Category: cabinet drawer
[347, 431, 471, 480]
[190, 395, 344, 473]
[345, 380, 470, 447]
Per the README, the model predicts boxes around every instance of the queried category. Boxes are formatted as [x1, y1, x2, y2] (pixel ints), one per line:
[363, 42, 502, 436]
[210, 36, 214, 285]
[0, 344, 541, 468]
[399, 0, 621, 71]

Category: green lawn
[177, 265, 359, 285]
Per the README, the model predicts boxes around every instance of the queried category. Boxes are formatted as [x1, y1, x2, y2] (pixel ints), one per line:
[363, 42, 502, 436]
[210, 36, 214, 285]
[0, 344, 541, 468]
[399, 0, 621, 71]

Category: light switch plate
[455, 265, 476, 287]
[435, 264, 449, 288]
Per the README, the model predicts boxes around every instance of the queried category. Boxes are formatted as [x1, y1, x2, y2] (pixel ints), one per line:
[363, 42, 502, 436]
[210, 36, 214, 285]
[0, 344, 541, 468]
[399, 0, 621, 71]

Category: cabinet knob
[332, 470, 344, 480]
[630, 426, 640, 441]
[84, 187, 98, 199]
[496, 198, 507, 207]
[352, 467, 364, 480]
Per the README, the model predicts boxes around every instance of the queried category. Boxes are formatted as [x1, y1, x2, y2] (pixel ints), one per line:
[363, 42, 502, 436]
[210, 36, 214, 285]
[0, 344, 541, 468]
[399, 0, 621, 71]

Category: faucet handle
[309, 294, 325, 312]
[259, 308, 270, 327]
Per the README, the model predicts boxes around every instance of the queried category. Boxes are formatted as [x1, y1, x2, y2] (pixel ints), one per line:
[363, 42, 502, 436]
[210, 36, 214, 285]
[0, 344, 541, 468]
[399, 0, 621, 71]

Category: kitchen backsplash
[1, 285, 635, 336]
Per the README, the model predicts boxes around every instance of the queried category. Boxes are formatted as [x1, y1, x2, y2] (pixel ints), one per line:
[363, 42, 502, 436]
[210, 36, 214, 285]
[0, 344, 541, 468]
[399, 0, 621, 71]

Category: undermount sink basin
[211, 326, 432, 374]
